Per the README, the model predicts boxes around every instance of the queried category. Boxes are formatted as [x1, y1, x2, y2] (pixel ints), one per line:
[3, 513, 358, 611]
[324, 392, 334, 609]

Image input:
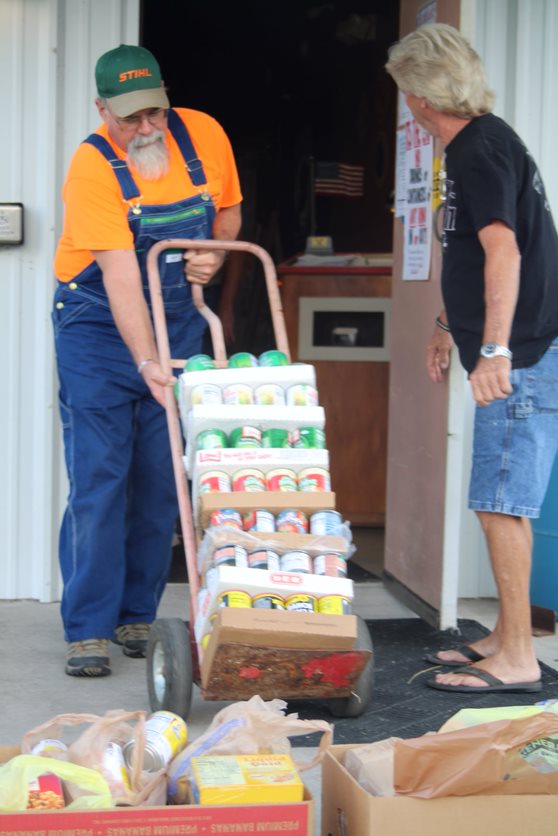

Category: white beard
[127, 130, 169, 180]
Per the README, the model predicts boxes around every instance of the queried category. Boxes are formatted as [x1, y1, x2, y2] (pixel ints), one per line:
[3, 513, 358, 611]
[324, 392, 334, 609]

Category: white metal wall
[0, 0, 139, 601]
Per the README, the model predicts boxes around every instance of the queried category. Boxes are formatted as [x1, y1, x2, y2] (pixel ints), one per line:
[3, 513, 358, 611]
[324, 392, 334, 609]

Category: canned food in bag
[247, 549, 280, 570]
[214, 544, 248, 568]
[310, 510, 343, 535]
[124, 711, 188, 772]
[313, 553, 347, 577]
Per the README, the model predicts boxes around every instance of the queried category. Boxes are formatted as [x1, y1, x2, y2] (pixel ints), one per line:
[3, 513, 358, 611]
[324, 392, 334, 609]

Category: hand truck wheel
[147, 617, 193, 720]
[327, 615, 374, 718]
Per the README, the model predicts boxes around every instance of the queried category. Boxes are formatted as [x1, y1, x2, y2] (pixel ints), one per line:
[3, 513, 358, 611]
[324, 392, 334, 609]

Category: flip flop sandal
[423, 644, 486, 667]
[426, 665, 542, 693]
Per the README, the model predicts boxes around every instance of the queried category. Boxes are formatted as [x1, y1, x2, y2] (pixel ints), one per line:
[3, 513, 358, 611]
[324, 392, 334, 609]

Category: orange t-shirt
[54, 108, 242, 282]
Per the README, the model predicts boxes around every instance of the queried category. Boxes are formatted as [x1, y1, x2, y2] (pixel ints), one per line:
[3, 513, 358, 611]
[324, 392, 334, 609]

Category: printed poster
[400, 96, 433, 281]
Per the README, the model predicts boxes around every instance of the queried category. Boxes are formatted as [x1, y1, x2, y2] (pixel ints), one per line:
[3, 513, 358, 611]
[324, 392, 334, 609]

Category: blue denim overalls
[53, 110, 213, 642]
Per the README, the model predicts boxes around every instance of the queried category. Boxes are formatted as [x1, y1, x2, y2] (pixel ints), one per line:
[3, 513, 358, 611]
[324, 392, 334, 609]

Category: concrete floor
[2, 581, 557, 833]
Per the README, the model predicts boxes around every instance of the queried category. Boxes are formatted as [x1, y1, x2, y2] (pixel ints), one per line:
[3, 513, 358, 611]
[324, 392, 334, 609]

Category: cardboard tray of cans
[198, 491, 336, 529]
[194, 564, 354, 643]
[184, 404, 325, 472]
[187, 446, 329, 479]
[178, 362, 317, 415]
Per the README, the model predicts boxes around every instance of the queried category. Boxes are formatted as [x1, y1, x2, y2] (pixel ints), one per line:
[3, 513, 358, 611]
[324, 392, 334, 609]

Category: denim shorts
[468, 339, 558, 518]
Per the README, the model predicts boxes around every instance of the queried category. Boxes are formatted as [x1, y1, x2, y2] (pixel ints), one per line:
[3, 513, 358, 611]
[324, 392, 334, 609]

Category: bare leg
[434, 511, 540, 687]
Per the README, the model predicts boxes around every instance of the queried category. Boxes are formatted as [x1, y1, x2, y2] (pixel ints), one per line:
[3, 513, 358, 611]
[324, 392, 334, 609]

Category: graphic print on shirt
[442, 177, 456, 250]
[530, 157, 551, 213]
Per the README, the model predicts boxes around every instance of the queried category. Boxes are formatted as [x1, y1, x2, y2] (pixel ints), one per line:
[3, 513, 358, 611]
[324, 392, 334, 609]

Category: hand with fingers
[183, 248, 226, 285]
[469, 356, 513, 406]
[426, 322, 452, 383]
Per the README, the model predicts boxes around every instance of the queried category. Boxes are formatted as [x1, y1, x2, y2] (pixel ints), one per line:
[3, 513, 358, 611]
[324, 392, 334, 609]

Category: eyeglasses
[108, 107, 168, 131]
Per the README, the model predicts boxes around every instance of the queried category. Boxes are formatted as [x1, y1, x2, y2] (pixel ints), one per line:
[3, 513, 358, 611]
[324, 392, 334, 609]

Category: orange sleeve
[62, 145, 134, 251]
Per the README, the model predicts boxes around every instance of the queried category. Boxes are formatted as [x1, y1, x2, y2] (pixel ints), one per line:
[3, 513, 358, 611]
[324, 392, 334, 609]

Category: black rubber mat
[286, 618, 558, 745]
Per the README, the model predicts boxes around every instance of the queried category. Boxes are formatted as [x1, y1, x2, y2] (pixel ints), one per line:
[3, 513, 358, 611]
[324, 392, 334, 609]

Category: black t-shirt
[442, 113, 558, 373]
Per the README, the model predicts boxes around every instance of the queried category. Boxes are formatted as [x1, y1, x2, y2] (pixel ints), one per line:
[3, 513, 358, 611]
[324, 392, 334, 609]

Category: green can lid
[258, 350, 289, 366]
[228, 352, 259, 368]
[196, 428, 228, 450]
[184, 354, 216, 371]
[262, 428, 290, 448]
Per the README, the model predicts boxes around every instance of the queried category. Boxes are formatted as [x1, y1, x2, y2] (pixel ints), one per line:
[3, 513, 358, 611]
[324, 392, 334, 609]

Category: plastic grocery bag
[438, 701, 558, 733]
[168, 695, 333, 804]
[0, 755, 113, 811]
[394, 711, 558, 798]
[21, 710, 167, 807]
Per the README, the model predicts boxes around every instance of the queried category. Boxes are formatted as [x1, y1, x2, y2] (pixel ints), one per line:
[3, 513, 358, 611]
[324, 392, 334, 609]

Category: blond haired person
[386, 24, 558, 694]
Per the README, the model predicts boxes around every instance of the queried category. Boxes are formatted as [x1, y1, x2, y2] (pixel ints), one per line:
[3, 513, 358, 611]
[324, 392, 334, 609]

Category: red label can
[313, 553, 347, 577]
[232, 468, 266, 492]
[247, 549, 281, 570]
[214, 544, 248, 568]
[266, 467, 298, 492]
[209, 509, 243, 529]
[198, 470, 232, 494]
[297, 467, 331, 492]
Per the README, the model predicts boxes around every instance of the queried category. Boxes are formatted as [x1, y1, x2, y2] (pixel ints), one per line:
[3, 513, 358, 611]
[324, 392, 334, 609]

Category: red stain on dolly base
[239, 666, 261, 679]
[302, 652, 363, 687]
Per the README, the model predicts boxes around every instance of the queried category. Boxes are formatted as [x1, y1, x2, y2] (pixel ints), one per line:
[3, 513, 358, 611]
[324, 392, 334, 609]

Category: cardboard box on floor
[321, 744, 558, 836]
[0, 744, 314, 834]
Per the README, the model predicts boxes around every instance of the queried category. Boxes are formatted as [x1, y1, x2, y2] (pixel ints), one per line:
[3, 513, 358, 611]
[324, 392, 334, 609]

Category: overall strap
[83, 134, 141, 201]
[167, 108, 208, 187]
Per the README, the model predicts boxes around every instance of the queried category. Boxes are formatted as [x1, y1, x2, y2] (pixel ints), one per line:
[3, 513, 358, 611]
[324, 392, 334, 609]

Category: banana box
[189, 753, 304, 806]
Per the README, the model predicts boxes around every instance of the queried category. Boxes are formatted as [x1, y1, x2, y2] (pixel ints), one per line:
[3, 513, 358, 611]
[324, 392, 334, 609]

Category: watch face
[481, 342, 497, 357]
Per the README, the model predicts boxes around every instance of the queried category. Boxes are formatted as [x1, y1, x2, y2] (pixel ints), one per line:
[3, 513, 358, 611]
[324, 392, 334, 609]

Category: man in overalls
[53, 44, 242, 676]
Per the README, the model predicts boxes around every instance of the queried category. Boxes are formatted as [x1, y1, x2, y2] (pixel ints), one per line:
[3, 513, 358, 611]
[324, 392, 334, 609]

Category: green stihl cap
[95, 44, 170, 117]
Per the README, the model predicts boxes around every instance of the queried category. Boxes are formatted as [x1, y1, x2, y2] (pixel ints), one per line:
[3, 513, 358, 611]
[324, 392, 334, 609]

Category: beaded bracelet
[435, 316, 451, 333]
[137, 358, 156, 374]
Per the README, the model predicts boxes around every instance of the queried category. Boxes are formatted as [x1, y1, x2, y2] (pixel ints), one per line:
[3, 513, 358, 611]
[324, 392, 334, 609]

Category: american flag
[314, 161, 365, 198]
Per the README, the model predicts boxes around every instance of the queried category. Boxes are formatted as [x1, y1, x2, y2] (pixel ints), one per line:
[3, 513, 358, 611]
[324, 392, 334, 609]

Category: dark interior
[141, 1, 399, 264]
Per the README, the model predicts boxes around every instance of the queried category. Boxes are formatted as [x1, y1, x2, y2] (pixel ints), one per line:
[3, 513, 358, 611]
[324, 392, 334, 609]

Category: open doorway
[142, 1, 399, 580]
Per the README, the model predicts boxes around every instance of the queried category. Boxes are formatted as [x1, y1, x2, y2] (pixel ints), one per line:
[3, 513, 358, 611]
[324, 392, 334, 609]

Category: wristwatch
[480, 342, 513, 360]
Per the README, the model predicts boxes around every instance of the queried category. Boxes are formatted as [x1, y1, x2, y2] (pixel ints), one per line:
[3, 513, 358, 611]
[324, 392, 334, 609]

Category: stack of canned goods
[190, 382, 318, 407]
[198, 466, 331, 495]
[196, 425, 326, 451]
[207, 542, 348, 579]
[216, 590, 351, 614]
[208, 508, 343, 535]
[185, 349, 289, 373]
